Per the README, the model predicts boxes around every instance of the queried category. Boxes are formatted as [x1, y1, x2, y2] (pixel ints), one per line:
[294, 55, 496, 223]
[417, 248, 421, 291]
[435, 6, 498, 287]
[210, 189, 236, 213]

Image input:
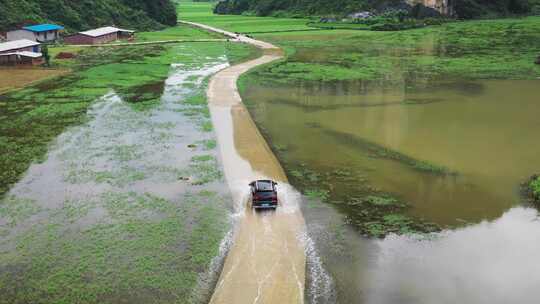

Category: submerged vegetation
[321, 129, 455, 175]
[0, 36, 255, 198]
[284, 162, 440, 237]
[0, 191, 229, 304]
[0, 21, 258, 302]
[0, 45, 170, 197]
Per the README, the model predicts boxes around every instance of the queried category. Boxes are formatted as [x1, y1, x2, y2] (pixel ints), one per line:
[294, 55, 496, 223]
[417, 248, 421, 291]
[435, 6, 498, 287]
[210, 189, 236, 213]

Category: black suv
[249, 180, 278, 209]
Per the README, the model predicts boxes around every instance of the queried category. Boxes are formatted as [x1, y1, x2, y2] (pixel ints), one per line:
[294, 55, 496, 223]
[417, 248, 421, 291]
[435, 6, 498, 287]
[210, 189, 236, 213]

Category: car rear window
[256, 181, 273, 191]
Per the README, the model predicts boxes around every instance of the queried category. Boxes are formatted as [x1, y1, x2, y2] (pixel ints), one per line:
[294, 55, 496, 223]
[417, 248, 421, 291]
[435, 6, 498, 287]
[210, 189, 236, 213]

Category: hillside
[214, 0, 539, 19]
[0, 0, 178, 32]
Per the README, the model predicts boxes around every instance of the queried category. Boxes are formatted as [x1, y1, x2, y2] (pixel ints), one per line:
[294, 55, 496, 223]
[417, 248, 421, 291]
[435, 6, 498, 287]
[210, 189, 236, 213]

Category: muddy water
[0, 50, 236, 302]
[243, 68, 540, 302]
[244, 79, 540, 226]
[206, 52, 308, 304]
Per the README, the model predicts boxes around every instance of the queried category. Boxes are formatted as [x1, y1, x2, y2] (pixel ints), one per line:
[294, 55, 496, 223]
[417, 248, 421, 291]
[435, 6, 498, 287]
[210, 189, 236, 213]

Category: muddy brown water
[244, 79, 540, 226]
[243, 63, 540, 302]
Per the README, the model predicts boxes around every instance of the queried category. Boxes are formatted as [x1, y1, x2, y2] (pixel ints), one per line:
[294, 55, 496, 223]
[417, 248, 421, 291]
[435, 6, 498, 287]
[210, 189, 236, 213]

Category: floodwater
[0, 48, 235, 302]
[205, 48, 308, 303]
[242, 47, 540, 301]
[244, 79, 540, 226]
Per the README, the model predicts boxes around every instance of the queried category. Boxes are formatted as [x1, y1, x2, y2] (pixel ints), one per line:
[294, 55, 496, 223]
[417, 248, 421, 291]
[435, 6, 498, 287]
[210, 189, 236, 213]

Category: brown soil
[0, 68, 69, 94]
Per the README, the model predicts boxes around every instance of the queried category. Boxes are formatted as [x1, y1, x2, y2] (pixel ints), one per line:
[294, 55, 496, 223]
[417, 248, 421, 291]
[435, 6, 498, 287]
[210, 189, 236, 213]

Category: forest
[214, 0, 539, 18]
[0, 0, 178, 31]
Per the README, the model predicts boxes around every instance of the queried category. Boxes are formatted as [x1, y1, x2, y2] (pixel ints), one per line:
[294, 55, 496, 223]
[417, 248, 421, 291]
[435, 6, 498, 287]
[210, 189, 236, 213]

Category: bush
[0, 0, 177, 31]
[531, 176, 540, 200]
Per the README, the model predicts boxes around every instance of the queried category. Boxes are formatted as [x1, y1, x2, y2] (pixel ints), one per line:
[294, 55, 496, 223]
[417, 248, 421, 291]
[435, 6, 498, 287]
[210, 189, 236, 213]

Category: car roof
[255, 180, 275, 191]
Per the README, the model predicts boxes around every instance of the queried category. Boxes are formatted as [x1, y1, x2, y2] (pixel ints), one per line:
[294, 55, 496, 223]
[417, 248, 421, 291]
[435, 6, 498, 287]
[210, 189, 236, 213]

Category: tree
[41, 44, 50, 66]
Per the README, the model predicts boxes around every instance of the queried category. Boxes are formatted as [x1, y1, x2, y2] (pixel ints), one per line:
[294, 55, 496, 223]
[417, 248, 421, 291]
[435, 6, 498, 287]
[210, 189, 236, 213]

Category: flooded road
[193, 21, 310, 304]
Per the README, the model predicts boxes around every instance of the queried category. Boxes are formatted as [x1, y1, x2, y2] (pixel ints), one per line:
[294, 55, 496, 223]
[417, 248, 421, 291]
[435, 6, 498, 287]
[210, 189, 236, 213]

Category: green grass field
[136, 24, 221, 41]
[178, 1, 315, 33]
[178, 1, 540, 83]
[241, 16, 540, 83]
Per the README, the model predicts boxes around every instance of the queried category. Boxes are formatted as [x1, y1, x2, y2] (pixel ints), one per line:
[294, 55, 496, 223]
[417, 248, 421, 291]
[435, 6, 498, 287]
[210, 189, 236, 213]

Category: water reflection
[244, 79, 540, 226]
[302, 197, 540, 303]
[367, 207, 540, 304]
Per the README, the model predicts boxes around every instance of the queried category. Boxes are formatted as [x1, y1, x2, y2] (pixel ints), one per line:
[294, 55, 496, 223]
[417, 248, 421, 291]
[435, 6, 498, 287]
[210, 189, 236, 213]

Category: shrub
[531, 176, 540, 200]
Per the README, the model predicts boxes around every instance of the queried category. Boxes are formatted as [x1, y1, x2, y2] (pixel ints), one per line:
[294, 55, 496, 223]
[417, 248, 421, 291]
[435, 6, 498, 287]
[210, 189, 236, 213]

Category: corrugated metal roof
[0, 51, 42, 58]
[23, 24, 64, 32]
[0, 39, 40, 52]
[79, 26, 134, 38]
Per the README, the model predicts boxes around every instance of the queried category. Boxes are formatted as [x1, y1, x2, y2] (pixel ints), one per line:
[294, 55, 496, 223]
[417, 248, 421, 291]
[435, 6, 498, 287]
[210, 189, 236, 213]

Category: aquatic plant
[524, 174, 540, 204]
[531, 176, 540, 199]
[201, 139, 217, 150]
[305, 189, 330, 200]
[0, 196, 42, 227]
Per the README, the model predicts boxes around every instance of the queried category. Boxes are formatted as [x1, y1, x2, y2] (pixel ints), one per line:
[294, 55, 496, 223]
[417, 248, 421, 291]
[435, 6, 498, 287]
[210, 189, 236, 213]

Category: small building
[0, 39, 41, 55]
[0, 51, 43, 66]
[0, 39, 42, 66]
[64, 26, 134, 45]
[7, 24, 64, 43]
[348, 11, 374, 19]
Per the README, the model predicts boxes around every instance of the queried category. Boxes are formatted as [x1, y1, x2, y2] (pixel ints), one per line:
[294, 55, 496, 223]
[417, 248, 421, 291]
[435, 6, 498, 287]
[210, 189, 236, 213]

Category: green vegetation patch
[189, 155, 223, 186]
[136, 25, 221, 41]
[288, 163, 440, 238]
[179, 2, 314, 34]
[244, 17, 540, 84]
[0, 191, 230, 304]
[532, 177, 540, 199]
[523, 174, 540, 204]
[0, 196, 42, 227]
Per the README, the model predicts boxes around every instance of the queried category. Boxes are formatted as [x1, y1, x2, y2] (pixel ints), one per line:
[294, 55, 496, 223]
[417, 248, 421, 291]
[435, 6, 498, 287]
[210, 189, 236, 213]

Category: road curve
[181, 21, 307, 304]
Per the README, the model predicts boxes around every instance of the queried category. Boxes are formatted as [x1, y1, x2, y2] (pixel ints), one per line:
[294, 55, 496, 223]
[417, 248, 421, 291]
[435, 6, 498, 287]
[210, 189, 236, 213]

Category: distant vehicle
[249, 180, 278, 209]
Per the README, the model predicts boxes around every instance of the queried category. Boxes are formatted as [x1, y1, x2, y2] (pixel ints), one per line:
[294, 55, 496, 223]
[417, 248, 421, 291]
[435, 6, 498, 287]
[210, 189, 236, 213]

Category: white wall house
[7, 24, 64, 43]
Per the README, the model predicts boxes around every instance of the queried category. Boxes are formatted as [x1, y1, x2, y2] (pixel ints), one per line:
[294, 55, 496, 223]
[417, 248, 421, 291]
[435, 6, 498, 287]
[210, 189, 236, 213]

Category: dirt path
[184, 22, 307, 304]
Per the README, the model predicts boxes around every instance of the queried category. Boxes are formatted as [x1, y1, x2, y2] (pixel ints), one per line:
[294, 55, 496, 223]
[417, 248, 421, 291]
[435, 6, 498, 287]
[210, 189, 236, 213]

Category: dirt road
[183, 22, 307, 304]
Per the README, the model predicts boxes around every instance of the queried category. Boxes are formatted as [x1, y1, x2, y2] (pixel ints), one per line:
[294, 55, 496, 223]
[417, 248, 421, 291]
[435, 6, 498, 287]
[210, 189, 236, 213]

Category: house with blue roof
[7, 24, 64, 43]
